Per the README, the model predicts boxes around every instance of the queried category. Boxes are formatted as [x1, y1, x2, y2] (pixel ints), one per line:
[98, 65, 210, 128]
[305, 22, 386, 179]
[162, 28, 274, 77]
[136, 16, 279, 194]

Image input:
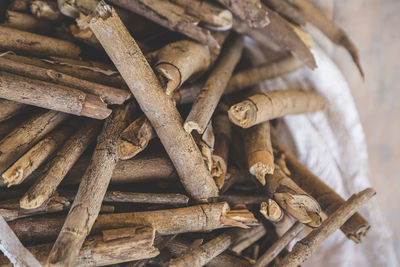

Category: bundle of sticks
[0, 0, 374, 266]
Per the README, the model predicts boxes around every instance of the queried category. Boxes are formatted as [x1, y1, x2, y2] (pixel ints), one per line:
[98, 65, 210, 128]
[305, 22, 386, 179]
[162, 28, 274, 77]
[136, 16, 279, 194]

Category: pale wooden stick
[0, 57, 131, 105]
[0, 226, 159, 267]
[260, 199, 284, 222]
[184, 34, 244, 134]
[3, 123, 74, 187]
[117, 115, 156, 160]
[89, 3, 218, 202]
[0, 99, 26, 122]
[0, 26, 80, 58]
[0, 110, 68, 175]
[254, 221, 305, 267]
[278, 188, 376, 267]
[0, 215, 41, 267]
[228, 89, 327, 128]
[215, 0, 269, 28]
[20, 119, 102, 209]
[46, 104, 133, 267]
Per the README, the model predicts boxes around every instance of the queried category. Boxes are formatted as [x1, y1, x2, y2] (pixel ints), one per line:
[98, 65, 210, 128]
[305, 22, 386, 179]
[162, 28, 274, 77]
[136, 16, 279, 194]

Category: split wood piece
[0, 26, 80, 58]
[290, 0, 364, 77]
[46, 104, 133, 267]
[244, 121, 274, 185]
[117, 115, 156, 160]
[211, 102, 232, 189]
[230, 224, 267, 253]
[8, 0, 32, 11]
[260, 199, 284, 222]
[184, 34, 244, 134]
[9, 202, 257, 243]
[3, 123, 74, 187]
[0, 195, 70, 221]
[30, 0, 63, 21]
[167, 238, 253, 267]
[89, 4, 218, 202]
[228, 90, 327, 128]
[171, 0, 233, 29]
[20, 118, 102, 209]
[278, 188, 376, 267]
[151, 39, 212, 95]
[254, 221, 304, 267]
[2, 10, 53, 34]
[108, 0, 220, 54]
[0, 99, 26, 122]
[266, 165, 322, 227]
[0, 110, 68, 176]
[0, 71, 111, 119]
[263, 0, 306, 26]
[275, 142, 371, 243]
[216, 0, 269, 28]
[0, 57, 131, 105]
[63, 153, 177, 185]
[3, 54, 125, 89]
[233, 8, 316, 69]
[0, 215, 41, 267]
[228, 55, 304, 94]
[0, 226, 159, 267]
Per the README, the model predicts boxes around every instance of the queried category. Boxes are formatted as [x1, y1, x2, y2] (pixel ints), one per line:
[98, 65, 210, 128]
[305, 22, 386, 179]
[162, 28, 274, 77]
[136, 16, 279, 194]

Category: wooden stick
[0, 26, 80, 58]
[101, 191, 189, 205]
[244, 120, 274, 185]
[2, 123, 74, 187]
[290, 0, 364, 77]
[117, 115, 156, 160]
[278, 188, 376, 267]
[0, 57, 131, 105]
[254, 221, 304, 267]
[263, 0, 306, 26]
[9, 202, 257, 243]
[89, 3, 218, 202]
[0, 226, 159, 267]
[215, 0, 269, 28]
[228, 89, 327, 128]
[0, 99, 26, 122]
[20, 119, 102, 209]
[0, 215, 41, 267]
[230, 225, 267, 253]
[259, 199, 284, 222]
[172, 82, 203, 105]
[0, 110, 68, 176]
[184, 34, 244, 134]
[30, 0, 63, 21]
[108, 0, 220, 53]
[151, 39, 212, 95]
[0, 111, 32, 140]
[3, 54, 126, 88]
[171, 0, 233, 29]
[2, 10, 53, 34]
[63, 153, 178, 185]
[274, 140, 371, 243]
[266, 165, 322, 227]
[8, 0, 32, 11]
[46, 104, 133, 267]
[0, 71, 111, 119]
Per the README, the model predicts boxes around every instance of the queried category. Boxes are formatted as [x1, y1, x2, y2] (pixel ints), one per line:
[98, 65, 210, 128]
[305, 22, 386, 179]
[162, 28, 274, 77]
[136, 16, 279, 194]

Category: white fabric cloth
[245, 40, 398, 266]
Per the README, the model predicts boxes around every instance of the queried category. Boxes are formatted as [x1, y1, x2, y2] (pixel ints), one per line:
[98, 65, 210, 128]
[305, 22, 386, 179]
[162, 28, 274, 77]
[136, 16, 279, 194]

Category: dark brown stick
[46, 104, 133, 267]
[89, 4, 218, 202]
[277, 188, 376, 267]
[102, 191, 189, 205]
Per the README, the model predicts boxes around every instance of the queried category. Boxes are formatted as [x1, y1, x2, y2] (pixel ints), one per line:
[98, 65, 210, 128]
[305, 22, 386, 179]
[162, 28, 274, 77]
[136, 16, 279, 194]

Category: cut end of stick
[260, 199, 284, 222]
[221, 208, 258, 228]
[183, 121, 204, 134]
[248, 151, 275, 186]
[214, 9, 233, 28]
[155, 63, 182, 95]
[81, 94, 112, 119]
[3, 167, 25, 187]
[346, 224, 371, 243]
[211, 154, 227, 189]
[228, 100, 256, 128]
[19, 193, 46, 210]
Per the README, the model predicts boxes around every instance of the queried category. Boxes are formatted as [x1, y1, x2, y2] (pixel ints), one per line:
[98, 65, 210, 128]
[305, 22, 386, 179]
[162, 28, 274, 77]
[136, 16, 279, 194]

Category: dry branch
[102, 191, 189, 205]
[0, 71, 111, 119]
[0, 57, 131, 105]
[184, 34, 243, 134]
[20, 118, 102, 209]
[89, 3, 218, 202]
[0, 110, 68, 176]
[46, 104, 133, 267]
[2, 10, 53, 34]
[228, 89, 326, 128]
[0, 26, 80, 58]
[278, 188, 376, 267]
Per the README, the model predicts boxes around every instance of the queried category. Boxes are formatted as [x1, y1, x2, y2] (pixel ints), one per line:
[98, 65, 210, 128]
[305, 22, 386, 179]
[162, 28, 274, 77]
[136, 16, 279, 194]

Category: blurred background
[316, 0, 400, 262]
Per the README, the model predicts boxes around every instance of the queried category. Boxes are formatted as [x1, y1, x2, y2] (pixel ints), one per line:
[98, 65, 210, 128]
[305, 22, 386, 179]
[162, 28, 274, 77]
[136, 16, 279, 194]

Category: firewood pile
[0, 0, 374, 266]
